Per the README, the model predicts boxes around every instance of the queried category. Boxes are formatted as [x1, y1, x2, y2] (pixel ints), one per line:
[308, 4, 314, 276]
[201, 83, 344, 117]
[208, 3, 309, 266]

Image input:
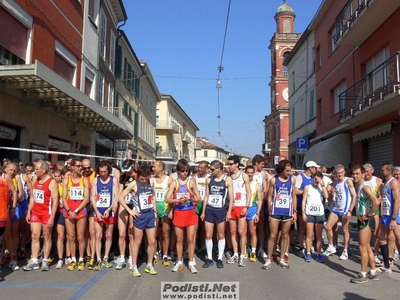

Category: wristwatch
[391, 217, 396, 221]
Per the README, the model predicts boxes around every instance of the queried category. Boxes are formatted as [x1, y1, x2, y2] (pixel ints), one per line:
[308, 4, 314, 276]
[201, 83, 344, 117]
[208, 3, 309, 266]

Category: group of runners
[1, 153, 400, 284]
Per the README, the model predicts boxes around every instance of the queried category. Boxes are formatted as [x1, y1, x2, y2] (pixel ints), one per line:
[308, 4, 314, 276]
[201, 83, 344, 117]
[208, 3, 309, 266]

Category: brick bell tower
[263, 1, 301, 166]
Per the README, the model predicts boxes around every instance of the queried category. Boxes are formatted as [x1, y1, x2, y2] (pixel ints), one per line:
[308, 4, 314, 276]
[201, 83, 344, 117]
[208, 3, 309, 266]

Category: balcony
[339, 52, 400, 127]
[156, 149, 178, 160]
[262, 142, 272, 154]
[333, 0, 400, 46]
[182, 132, 193, 144]
[111, 107, 134, 136]
[156, 120, 179, 133]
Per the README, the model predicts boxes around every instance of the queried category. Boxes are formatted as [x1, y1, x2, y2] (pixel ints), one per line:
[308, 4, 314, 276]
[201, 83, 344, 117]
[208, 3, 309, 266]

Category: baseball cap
[305, 161, 320, 168]
[122, 159, 134, 172]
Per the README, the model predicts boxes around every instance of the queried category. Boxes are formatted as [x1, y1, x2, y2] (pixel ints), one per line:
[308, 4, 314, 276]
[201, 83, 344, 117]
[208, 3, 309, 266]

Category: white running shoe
[56, 259, 64, 269]
[324, 246, 337, 256]
[339, 251, 348, 260]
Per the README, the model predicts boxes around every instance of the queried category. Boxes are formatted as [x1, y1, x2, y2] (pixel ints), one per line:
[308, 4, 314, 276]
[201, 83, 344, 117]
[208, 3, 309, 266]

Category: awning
[0, 61, 133, 140]
[303, 133, 351, 168]
[352, 122, 392, 143]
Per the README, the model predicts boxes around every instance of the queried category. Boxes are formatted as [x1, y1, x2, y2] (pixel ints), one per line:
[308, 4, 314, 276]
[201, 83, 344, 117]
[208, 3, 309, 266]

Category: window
[309, 89, 315, 119]
[315, 45, 321, 69]
[330, 25, 337, 52]
[84, 68, 95, 98]
[317, 99, 322, 124]
[54, 41, 77, 85]
[88, 0, 96, 22]
[109, 31, 115, 73]
[275, 122, 280, 141]
[291, 107, 295, 131]
[204, 150, 208, 157]
[108, 85, 114, 111]
[99, 10, 106, 59]
[365, 46, 390, 95]
[334, 81, 347, 114]
[97, 72, 104, 106]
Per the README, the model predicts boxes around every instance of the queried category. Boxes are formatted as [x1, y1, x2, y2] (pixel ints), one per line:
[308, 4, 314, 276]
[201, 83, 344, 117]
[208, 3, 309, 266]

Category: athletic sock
[218, 239, 226, 260]
[205, 239, 213, 260]
[251, 247, 256, 253]
[380, 244, 390, 268]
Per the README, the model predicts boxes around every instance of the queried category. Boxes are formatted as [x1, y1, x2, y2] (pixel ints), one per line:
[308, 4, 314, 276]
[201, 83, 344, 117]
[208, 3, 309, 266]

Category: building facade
[0, 0, 131, 164]
[156, 94, 198, 163]
[263, 2, 301, 167]
[195, 137, 229, 164]
[302, 0, 400, 170]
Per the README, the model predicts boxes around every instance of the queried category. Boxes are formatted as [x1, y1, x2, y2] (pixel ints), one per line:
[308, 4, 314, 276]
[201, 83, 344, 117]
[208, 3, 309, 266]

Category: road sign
[296, 137, 308, 154]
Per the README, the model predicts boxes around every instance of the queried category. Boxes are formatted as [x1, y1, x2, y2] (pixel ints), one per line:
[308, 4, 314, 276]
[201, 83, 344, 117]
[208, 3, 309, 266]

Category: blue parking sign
[296, 137, 308, 154]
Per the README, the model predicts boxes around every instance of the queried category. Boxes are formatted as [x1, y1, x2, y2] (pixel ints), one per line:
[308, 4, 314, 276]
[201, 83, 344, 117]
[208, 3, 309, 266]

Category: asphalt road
[1, 219, 399, 300]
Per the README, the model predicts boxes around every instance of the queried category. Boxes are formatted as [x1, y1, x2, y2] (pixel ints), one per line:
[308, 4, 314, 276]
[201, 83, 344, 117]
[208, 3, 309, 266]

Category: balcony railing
[182, 133, 193, 143]
[333, 0, 371, 44]
[339, 52, 400, 120]
[156, 120, 179, 132]
[156, 149, 178, 159]
[111, 107, 134, 135]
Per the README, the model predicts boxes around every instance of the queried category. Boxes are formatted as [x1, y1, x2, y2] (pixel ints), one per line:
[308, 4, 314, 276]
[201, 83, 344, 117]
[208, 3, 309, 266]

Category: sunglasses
[209, 168, 216, 171]
[179, 169, 189, 173]
[83, 167, 91, 170]
[74, 164, 83, 168]
[227, 163, 234, 166]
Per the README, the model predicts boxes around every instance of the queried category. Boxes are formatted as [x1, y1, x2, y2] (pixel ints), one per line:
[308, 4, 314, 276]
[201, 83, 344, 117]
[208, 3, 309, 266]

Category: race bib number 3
[70, 187, 84, 201]
[34, 189, 44, 204]
[139, 193, 153, 209]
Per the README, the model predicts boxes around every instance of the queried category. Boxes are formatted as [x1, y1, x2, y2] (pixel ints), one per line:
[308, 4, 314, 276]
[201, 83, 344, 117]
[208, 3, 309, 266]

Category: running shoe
[93, 260, 102, 271]
[67, 261, 77, 271]
[377, 267, 392, 275]
[339, 251, 348, 260]
[65, 257, 72, 265]
[305, 253, 312, 263]
[102, 258, 112, 268]
[249, 252, 257, 262]
[261, 259, 272, 270]
[87, 258, 95, 270]
[56, 259, 64, 269]
[310, 245, 316, 254]
[203, 259, 214, 268]
[257, 248, 265, 258]
[225, 250, 232, 261]
[284, 253, 290, 263]
[351, 276, 367, 284]
[153, 255, 159, 265]
[324, 246, 337, 256]
[393, 252, 400, 261]
[188, 264, 198, 274]
[77, 261, 85, 271]
[145, 264, 157, 275]
[279, 258, 289, 269]
[227, 255, 238, 264]
[127, 259, 133, 270]
[130, 265, 141, 277]
[41, 260, 50, 271]
[22, 261, 39, 271]
[85, 256, 91, 265]
[115, 258, 126, 270]
[238, 256, 246, 267]
[374, 256, 382, 266]
[316, 254, 325, 263]
[9, 258, 19, 271]
[1, 256, 7, 265]
[216, 259, 224, 269]
[171, 261, 184, 272]
[298, 248, 305, 258]
[162, 257, 170, 267]
[367, 273, 379, 281]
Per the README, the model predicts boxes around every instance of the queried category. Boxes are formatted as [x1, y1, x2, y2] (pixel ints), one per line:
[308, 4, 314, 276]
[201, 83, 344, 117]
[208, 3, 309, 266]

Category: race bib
[124, 193, 133, 204]
[97, 193, 110, 208]
[307, 204, 323, 215]
[275, 195, 290, 208]
[198, 187, 206, 200]
[382, 196, 391, 216]
[34, 189, 44, 204]
[70, 187, 84, 201]
[139, 193, 153, 210]
[155, 190, 165, 202]
[208, 194, 223, 208]
[176, 192, 190, 206]
[234, 192, 246, 206]
[334, 193, 344, 211]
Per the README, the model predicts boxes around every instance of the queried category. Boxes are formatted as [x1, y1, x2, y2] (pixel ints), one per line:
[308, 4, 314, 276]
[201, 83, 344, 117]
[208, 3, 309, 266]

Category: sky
[123, 0, 321, 158]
